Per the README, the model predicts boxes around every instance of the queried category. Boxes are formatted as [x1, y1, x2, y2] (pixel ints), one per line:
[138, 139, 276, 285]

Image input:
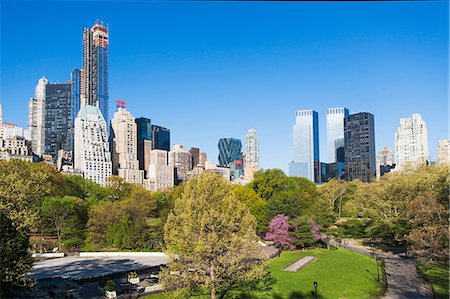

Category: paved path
[334, 240, 433, 299]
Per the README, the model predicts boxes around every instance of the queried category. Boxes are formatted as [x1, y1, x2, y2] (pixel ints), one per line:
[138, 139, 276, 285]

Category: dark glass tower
[151, 125, 170, 151]
[344, 112, 376, 182]
[70, 69, 81, 150]
[136, 117, 152, 171]
[44, 83, 72, 161]
[82, 20, 109, 121]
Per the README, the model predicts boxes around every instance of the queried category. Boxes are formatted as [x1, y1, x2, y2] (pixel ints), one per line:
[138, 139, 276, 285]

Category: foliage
[40, 196, 88, 250]
[61, 175, 111, 205]
[289, 216, 319, 249]
[161, 173, 270, 299]
[265, 214, 295, 250]
[105, 279, 116, 292]
[317, 179, 347, 218]
[232, 185, 269, 234]
[406, 192, 449, 260]
[336, 218, 368, 238]
[0, 212, 34, 297]
[417, 261, 449, 299]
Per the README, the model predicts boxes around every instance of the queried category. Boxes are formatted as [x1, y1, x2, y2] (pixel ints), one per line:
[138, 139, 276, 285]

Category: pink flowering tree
[310, 219, 322, 241]
[265, 214, 296, 250]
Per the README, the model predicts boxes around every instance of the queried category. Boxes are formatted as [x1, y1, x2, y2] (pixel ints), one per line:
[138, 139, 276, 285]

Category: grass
[417, 261, 449, 298]
[143, 248, 384, 298]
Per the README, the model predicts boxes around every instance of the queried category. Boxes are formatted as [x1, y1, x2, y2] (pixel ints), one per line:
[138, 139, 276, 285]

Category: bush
[105, 280, 116, 292]
[337, 219, 367, 238]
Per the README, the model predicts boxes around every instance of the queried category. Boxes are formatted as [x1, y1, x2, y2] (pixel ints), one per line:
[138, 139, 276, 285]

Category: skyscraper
[289, 110, 320, 183]
[395, 113, 429, 170]
[28, 77, 48, 156]
[344, 112, 376, 182]
[218, 138, 243, 180]
[327, 107, 349, 163]
[376, 146, 395, 179]
[189, 147, 200, 168]
[44, 83, 72, 161]
[244, 128, 259, 181]
[70, 69, 82, 136]
[144, 149, 174, 191]
[437, 140, 450, 164]
[136, 117, 152, 175]
[169, 144, 192, 184]
[110, 105, 144, 185]
[81, 20, 109, 121]
[74, 105, 112, 186]
[151, 125, 170, 151]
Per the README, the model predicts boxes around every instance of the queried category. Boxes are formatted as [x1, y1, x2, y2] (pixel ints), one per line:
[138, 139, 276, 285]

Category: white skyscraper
[28, 77, 48, 156]
[110, 107, 144, 185]
[395, 113, 429, 170]
[244, 128, 259, 181]
[326, 107, 349, 163]
[437, 140, 450, 164]
[289, 110, 319, 182]
[74, 105, 112, 186]
[144, 149, 174, 191]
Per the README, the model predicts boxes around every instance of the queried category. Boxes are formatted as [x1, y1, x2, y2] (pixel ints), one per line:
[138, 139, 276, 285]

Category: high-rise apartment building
[376, 146, 395, 179]
[289, 110, 320, 183]
[437, 140, 450, 164]
[344, 112, 376, 182]
[81, 20, 109, 121]
[144, 149, 174, 191]
[28, 77, 48, 156]
[395, 113, 429, 170]
[70, 69, 82, 147]
[199, 152, 207, 167]
[44, 83, 72, 161]
[189, 147, 200, 168]
[151, 125, 170, 151]
[244, 128, 259, 181]
[110, 106, 144, 185]
[74, 105, 112, 186]
[327, 107, 349, 163]
[169, 144, 192, 184]
[136, 117, 152, 175]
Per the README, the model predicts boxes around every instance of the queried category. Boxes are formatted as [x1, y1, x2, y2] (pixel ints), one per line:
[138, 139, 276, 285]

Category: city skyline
[1, 1, 448, 172]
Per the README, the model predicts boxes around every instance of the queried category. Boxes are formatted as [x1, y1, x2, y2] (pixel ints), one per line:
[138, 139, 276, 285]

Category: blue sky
[1, 1, 448, 172]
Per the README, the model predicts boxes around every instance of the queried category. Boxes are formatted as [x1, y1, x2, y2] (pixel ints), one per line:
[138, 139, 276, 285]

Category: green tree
[290, 216, 319, 249]
[0, 212, 33, 297]
[318, 179, 347, 218]
[41, 196, 87, 250]
[161, 173, 269, 299]
[232, 185, 269, 234]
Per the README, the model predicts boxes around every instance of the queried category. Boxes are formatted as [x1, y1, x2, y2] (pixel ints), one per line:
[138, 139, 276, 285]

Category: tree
[161, 173, 269, 299]
[406, 192, 449, 260]
[0, 212, 33, 297]
[41, 196, 87, 250]
[232, 185, 269, 234]
[289, 216, 320, 249]
[265, 214, 295, 250]
[318, 179, 347, 218]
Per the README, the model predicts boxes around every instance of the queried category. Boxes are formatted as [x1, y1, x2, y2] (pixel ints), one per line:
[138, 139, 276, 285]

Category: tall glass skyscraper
[70, 69, 81, 150]
[289, 109, 320, 182]
[344, 112, 376, 182]
[44, 83, 72, 161]
[82, 20, 109, 122]
[326, 107, 349, 163]
[136, 117, 152, 172]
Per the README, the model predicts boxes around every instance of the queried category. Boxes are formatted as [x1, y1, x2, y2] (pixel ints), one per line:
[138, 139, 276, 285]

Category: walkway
[334, 239, 433, 299]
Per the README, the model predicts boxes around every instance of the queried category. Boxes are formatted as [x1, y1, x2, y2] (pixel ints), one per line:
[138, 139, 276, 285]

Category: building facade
[395, 113, 429, 170]
[70, 68, 82, 149]
[28, 77, 48, 156]
[344, 112, 376, 182]
[326, 107, 349, 163]
[136, 117, 152, 176]
[44, 83, 72, 161]
[110, 107, 144, 185]
[169, 144, 192, 184]
[289, 109, 320, 183]
[74, 105, 112, 186]
[144, 149, 174, 191]
[189, 147, 200, 168]
[82, 20, 109, 121]
[244, 128, 259, 181]
[151, 125, 170, 151]
[218, 138, 243, 179]
[437, 139, 450, 164]
[376, 146, 395, 179]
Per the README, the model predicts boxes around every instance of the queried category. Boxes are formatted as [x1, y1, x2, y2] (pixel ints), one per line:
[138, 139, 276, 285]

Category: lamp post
[376, 258, 380, 285]
[313, 281, 318, 299]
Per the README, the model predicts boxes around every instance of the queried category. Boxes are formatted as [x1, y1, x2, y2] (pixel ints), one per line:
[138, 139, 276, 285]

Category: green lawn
[144, 248, 384, 299]
[417, 261, 449, 299]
